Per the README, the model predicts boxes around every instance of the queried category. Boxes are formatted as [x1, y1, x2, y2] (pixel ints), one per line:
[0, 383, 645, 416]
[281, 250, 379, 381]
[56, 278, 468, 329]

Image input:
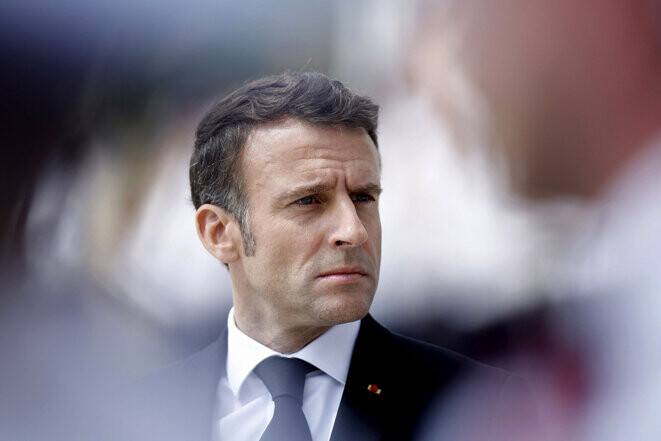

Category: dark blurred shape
[0, 20, 82, 273]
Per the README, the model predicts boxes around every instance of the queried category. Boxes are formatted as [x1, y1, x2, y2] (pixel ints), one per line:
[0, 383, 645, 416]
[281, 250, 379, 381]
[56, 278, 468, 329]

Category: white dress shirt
[212, 308, 360, 441]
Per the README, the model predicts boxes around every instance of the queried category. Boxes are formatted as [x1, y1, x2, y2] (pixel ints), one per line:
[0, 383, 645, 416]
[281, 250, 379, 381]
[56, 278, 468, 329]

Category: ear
[195, 204, 241, 264]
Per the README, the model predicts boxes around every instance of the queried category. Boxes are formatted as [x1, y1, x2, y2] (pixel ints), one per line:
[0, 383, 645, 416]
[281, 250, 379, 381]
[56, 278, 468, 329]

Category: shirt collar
[226, 307, 360, 398]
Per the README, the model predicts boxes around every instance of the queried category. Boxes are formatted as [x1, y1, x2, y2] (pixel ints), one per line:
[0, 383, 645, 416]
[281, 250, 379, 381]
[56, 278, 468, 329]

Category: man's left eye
[352, 193, 374, 203]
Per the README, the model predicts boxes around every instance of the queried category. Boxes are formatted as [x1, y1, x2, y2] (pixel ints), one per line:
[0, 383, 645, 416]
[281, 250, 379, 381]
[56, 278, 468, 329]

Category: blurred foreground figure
[113, 72, 536, 441]
[412, 0, 661, 439]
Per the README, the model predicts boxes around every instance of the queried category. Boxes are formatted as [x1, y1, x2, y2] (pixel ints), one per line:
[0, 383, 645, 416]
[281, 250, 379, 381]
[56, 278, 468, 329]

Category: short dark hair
[189, 71, 379, 255]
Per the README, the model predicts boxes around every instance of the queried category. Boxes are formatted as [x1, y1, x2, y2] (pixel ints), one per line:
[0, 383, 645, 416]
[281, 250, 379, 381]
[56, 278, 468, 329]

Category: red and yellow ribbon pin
[367, 384, 382, 395]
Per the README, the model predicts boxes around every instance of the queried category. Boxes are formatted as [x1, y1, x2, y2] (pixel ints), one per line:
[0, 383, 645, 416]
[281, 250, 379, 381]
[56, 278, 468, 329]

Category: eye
[295, 196, 317, 206]
[351, 193, 375, 203]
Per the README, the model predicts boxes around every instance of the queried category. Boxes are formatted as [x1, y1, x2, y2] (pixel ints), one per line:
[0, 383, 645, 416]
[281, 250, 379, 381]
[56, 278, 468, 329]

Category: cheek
[365, 212, 382, 248]
[258, 225, 323, 271]
[372, 229, 382, 262]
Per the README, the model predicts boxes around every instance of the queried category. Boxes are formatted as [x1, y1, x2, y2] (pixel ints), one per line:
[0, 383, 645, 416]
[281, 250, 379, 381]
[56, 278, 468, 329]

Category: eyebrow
[354, 183, 383, 196]
[276, 182, 383, 205]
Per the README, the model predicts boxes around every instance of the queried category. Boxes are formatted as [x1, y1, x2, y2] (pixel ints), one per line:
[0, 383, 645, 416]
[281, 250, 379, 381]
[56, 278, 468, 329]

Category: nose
[328, 197, 369, 248]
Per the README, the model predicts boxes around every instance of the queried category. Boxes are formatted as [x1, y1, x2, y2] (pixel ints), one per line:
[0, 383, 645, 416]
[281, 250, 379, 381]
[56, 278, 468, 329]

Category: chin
[313, 292, 374, 325]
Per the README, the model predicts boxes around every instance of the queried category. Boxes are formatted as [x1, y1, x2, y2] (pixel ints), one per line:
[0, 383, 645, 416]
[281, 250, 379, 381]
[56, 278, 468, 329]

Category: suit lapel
[330, 315, 393, 441]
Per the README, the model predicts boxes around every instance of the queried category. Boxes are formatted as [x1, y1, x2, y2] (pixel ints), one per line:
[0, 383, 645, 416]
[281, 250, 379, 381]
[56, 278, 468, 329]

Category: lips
[316, 266, 369, 282]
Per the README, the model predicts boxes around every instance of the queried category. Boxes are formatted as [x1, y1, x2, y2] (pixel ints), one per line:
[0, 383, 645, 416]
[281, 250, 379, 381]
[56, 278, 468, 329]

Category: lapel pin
[367, 384, 382, 395]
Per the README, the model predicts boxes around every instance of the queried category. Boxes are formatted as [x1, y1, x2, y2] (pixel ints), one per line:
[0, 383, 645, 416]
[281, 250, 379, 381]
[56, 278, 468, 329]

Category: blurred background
[2, 0, 660, 439]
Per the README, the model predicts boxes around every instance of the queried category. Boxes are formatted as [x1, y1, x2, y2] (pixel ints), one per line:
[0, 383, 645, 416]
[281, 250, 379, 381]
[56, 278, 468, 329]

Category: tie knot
[254, 356, 316, 402]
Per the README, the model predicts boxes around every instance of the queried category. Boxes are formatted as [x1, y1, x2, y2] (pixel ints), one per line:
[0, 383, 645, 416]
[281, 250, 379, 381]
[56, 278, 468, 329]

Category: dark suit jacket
[111, 315, 536, 440]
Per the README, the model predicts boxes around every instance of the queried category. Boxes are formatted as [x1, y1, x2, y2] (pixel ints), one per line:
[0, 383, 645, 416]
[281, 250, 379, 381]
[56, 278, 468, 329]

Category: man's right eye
[295, 196, 316, 205]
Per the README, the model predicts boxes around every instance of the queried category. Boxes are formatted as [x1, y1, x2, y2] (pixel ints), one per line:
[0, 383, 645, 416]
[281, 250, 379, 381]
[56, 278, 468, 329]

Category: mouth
[316, 266, 369, 283]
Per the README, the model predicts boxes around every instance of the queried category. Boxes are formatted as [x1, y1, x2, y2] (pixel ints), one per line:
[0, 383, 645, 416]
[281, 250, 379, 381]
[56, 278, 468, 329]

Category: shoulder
[139, 336, 225, 388]
[135, 334, 226, 410]
[104, 334, 227, 441]
[360, 314, 509, 384]
[393, 329, 493, 368]
[356, 316, 538, 440]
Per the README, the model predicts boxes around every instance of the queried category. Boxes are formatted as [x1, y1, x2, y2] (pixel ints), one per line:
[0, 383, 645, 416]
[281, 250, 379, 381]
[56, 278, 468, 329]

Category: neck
[232, 306, 331, 354]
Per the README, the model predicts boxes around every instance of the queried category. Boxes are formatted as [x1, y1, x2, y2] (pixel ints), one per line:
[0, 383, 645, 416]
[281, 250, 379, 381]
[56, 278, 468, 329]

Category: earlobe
[195, 204, 240, 263]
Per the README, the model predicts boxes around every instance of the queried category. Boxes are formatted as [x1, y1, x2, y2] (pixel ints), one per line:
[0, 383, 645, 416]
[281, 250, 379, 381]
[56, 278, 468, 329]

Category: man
[411, 0, 661, 439]
[118, 72, 534, 441]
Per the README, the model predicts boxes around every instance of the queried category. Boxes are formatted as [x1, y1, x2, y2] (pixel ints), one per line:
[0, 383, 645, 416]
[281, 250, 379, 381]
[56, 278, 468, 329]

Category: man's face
[232, 118, 382, 330]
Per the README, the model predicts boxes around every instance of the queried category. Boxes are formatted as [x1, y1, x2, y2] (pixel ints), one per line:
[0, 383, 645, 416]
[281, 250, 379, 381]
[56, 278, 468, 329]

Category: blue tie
[254, 356, 316, 441]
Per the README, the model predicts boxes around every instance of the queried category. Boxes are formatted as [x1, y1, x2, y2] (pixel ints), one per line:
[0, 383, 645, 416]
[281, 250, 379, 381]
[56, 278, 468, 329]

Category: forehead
[241, 118, 380, 188]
